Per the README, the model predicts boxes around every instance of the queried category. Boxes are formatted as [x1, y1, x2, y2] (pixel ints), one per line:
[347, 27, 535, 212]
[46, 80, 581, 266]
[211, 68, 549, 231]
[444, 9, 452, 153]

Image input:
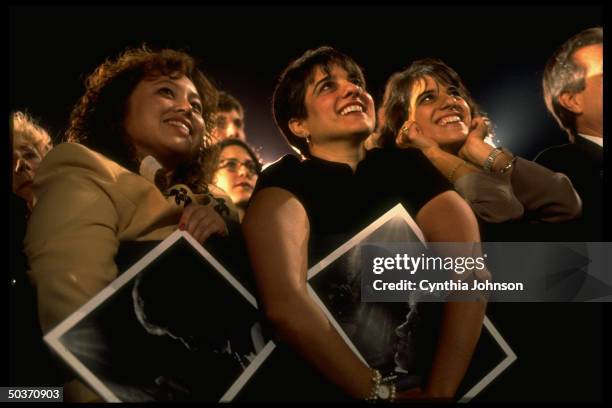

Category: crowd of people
[9, 26, 603, 402]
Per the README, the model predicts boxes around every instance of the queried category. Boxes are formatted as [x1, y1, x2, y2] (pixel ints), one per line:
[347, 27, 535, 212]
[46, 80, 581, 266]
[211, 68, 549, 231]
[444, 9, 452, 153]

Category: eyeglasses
[217, 158, 259, 176]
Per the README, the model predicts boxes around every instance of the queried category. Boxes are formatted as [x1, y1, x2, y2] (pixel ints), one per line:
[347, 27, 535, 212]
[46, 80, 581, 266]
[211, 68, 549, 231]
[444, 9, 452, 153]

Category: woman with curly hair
[24, 46, 235, 400]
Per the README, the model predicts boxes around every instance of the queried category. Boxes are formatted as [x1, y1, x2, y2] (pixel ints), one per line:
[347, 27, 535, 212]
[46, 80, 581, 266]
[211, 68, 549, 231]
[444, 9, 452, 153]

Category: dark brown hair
[379, 58, 486, 148]
[272, 46, 367, 157]
[203, 138, 262, 184]
[65, 45, 219, 192]
[217, 91, 244, 117]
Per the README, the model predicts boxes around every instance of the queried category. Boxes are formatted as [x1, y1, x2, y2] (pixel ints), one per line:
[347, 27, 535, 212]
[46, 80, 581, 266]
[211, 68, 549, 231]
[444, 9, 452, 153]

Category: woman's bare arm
[415, 190, 487, 399]
[242, 187, 374, 399]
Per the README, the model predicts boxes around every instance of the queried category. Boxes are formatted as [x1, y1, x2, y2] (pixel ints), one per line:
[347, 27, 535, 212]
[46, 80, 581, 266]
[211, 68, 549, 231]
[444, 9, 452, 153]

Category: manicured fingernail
[179, 223, 185, 230]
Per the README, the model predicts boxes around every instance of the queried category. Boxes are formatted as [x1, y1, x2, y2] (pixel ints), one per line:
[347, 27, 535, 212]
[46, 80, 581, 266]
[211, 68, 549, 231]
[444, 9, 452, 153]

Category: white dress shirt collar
[578, 133, 603, 147]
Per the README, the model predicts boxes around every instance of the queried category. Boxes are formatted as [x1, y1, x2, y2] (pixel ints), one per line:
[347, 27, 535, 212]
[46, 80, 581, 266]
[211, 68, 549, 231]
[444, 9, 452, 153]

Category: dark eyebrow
[417, 89, 436, 102]
[313, 74, 333, 93]
[151, 78, 176, 86]
[151, 78, 201, 101]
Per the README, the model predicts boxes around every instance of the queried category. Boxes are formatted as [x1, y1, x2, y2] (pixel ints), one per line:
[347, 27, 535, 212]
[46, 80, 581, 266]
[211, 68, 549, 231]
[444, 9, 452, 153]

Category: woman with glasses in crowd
[212, 139, 262, 222]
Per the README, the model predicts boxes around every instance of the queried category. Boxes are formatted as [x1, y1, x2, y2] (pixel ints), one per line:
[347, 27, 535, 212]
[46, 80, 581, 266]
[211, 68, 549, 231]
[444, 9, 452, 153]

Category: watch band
[483, 147, 503, 172]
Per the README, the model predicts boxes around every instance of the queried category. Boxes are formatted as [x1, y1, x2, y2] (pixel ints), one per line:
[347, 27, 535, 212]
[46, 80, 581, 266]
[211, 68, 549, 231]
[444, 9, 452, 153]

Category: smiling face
[124, 74, 205, 170]
[410, 75, 472, 150]
[293, 64, 375, 149]
[213, 144, 258, 206]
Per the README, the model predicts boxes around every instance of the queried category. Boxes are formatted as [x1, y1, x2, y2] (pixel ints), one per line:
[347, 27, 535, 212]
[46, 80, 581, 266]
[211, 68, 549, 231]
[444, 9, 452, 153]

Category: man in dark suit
[535, 27, 603, 241]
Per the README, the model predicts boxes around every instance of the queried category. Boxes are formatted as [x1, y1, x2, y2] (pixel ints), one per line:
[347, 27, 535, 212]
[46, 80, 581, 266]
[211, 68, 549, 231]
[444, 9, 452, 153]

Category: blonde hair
[11, 111, 53, 157]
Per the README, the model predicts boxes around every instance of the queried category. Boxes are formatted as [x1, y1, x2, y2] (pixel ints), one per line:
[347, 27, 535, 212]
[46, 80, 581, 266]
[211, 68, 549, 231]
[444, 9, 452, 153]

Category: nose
[343, 80, 363, 98]
[174, 96, 193, 115]
[439, 92, 460, 110]
[237, 164, 249, 177]
[226, 123, 238, 139]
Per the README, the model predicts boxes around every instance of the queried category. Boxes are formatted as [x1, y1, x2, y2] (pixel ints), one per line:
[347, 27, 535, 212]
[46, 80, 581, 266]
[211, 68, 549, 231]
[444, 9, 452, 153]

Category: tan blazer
[24, 142, 228, 401]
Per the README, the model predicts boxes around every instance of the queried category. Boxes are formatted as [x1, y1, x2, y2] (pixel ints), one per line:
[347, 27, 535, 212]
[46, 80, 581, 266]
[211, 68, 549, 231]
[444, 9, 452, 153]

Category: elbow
[561, 195, 583, 221]
[261, 302, 303, 342]
[539, 175, 583, 222]
[562, 187, 583, 220]
[555, 174, 583, 216]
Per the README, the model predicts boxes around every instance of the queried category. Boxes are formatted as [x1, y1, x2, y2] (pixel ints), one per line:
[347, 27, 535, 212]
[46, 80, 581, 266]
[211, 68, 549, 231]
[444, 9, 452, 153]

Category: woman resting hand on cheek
[376, 59, 581, 229]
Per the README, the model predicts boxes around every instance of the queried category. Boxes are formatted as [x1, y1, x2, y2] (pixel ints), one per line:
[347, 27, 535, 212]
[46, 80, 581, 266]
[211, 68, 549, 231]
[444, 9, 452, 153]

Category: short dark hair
[379, 58, 487, 148]
[217, 91, 244, 117]
[66, 45, 218, 192]
[272, 46, 367, 157]
[543, 27, 602, 141]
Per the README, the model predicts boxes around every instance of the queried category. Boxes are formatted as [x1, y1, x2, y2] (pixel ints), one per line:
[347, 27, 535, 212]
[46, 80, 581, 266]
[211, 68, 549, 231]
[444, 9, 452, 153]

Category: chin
[438, 131, 467, 145]
[232, 194, 251, 204]
[349, 125, 374, 140]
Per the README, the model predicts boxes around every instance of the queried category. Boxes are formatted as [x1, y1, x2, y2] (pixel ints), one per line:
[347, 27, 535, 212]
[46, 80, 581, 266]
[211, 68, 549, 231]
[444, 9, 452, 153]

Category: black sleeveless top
[254, 147, 451, 264]
[240, 148, 451, 401]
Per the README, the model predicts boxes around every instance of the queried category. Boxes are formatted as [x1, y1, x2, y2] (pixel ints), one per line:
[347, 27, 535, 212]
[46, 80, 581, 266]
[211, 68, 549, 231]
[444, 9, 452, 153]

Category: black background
[8, 1, 609, 403]
[9, 2, 602, 163]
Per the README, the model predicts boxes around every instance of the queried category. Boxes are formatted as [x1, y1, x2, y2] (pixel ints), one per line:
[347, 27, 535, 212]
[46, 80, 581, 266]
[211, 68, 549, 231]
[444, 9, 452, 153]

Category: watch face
[377, 385, 390, 400]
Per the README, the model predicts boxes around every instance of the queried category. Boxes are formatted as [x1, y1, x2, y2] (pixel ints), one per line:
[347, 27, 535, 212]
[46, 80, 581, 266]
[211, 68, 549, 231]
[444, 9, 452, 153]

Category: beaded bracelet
[386, 380, 397, 402]
[366, 369, 397, 402]
[366, 369, 382, 402]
